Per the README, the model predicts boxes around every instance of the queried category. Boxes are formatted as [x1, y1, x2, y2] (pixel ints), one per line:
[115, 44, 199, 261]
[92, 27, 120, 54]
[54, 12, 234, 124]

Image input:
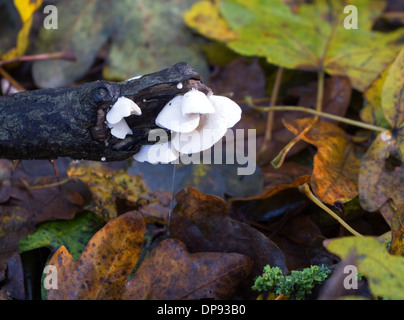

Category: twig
[23, 177, 71, 191]
[0, 51, 76, 67]
[251, 105, 386, 132]
[260, 67, 284, 156]
[298, 183, 364, 237]
[0, 66, 25, 92]
[271, 69, 325, 168]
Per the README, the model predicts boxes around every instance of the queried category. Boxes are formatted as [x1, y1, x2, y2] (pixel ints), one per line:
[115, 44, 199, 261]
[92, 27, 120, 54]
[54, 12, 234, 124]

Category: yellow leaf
[284, 118, 361, 205]
[67, 162, 148, 220]
[184, 0, 237, 42]
[1, 0, 43, 60]
[325, 236, 404, 300]
[46, 211, 146, 300]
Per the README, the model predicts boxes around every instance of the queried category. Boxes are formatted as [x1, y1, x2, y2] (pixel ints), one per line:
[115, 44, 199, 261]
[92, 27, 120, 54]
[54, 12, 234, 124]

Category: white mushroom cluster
[133, 88, 242, 164]
[106, 97, 142, 139]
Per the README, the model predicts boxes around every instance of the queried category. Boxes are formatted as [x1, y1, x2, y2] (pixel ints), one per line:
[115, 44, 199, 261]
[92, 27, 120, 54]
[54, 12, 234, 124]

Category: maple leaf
[185, 0, 404, 91]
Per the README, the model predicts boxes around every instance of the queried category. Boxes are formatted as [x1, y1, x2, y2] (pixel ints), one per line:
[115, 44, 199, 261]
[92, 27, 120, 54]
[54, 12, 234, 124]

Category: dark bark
[0, 62, 210, 161]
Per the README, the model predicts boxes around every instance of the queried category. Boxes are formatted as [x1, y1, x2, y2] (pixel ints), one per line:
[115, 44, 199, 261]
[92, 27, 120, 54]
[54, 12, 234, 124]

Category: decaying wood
[0, 62, 210, 161]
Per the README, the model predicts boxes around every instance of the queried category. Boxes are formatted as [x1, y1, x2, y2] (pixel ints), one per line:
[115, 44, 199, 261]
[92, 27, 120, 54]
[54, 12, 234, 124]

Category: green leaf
[185, 0, 404, 91]
[325, 236, 404, 300]
[32, 0, 208, 88]
[358, 48, 404, 213]
[19, 211, 105, 260]
[381, 48, 404, 159]
[104, 0, 209, 82]
[361, 62, 392, 129]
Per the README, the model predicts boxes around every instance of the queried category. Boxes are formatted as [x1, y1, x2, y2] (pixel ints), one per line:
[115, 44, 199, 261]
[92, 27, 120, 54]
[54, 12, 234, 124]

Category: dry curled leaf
[284, 118, 361, 205]
[169, 186, 287, 289]
[46, 211, 145, 300]
[123, 238, 253, 300]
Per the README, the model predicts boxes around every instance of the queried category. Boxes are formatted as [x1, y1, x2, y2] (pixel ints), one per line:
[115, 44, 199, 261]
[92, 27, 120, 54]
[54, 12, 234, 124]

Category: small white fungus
[133, 88, 242, 164]
[181, 88, 215, 115]
[155, 95, 200, 133]
[106, 96, 142, 139]
[107, 97, 141, 125]
[108, 118, 133, 139]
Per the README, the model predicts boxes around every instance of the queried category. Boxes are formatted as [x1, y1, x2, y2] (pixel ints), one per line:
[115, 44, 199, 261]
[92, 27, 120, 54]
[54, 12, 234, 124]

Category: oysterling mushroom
[106, 96, 142, 139]
[134, 88, 242, 164]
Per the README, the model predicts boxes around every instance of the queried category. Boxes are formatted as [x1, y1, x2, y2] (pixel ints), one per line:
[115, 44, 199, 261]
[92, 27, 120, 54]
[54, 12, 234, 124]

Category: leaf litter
[1, 0, 404, 301]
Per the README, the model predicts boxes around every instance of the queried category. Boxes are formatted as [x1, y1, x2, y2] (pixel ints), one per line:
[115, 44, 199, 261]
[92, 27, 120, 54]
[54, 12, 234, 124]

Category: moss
[252, 265, 332, 300]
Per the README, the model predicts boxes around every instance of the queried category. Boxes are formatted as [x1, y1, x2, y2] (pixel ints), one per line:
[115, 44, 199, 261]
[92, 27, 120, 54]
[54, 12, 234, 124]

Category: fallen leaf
[0, 177, 91, 262]
[19, 211, 106, 260]
[284, 118, 362, 205]
[67, 162, 151, 220]
[230, 162, 311, 222]
[0, 0, 43, 60]
[390, 205, 404, 256]
[234, 74, 353, 165]
[185, 0, 404, 91]
[169, 186, 287, 288]
[381, 48, 404, 158]
[287, 76, 352, 123]
[0, 252, 25, 300]
[32, 0, 208, 88]
[317, 254, 371, 300]
[359, 134, 404, 213]
[123, 238, 253, 300]
[325, 236, 404, 299]
[361, 62, 392, 129]
[46, 210, 145, 300]
[358, 48, 404, 213]
[207, 57, 266, 100]
[184, 0, 237, 42]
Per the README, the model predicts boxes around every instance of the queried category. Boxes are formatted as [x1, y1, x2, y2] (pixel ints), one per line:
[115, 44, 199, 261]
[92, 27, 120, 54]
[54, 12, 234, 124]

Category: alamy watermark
[43, 5, 58, 30]
[43, 265, 58, 290]
[344, 5, 358, 29]
[41, 4, 359, 31]
[147, 128, 257, 176]
[343, 264, 359, 290]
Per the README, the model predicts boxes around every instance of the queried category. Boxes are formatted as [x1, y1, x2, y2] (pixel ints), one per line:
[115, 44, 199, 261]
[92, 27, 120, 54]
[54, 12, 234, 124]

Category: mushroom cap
[171, 118, 228, 154]
[106, 96, 141, 125]
[109, 118, 133, 139]
[134, 141, 179, 164]
[171, 94, 242, 154]
[208, 95, 242, 128]
[182, 89, 215, 116]
[156, 95, 200, 133]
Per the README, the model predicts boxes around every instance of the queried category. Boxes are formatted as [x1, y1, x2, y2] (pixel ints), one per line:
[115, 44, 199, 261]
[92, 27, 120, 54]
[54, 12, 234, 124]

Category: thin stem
[315, 69, 325, 113]
[24, 177, 71, 190]
[0, 51, 76, 67]
[299, 183, 364, 237]
[261, 67, 284, 154]
[252, 105, 386, 132]
[0, 66, 25, 92]
[271, 69, 325, 168]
